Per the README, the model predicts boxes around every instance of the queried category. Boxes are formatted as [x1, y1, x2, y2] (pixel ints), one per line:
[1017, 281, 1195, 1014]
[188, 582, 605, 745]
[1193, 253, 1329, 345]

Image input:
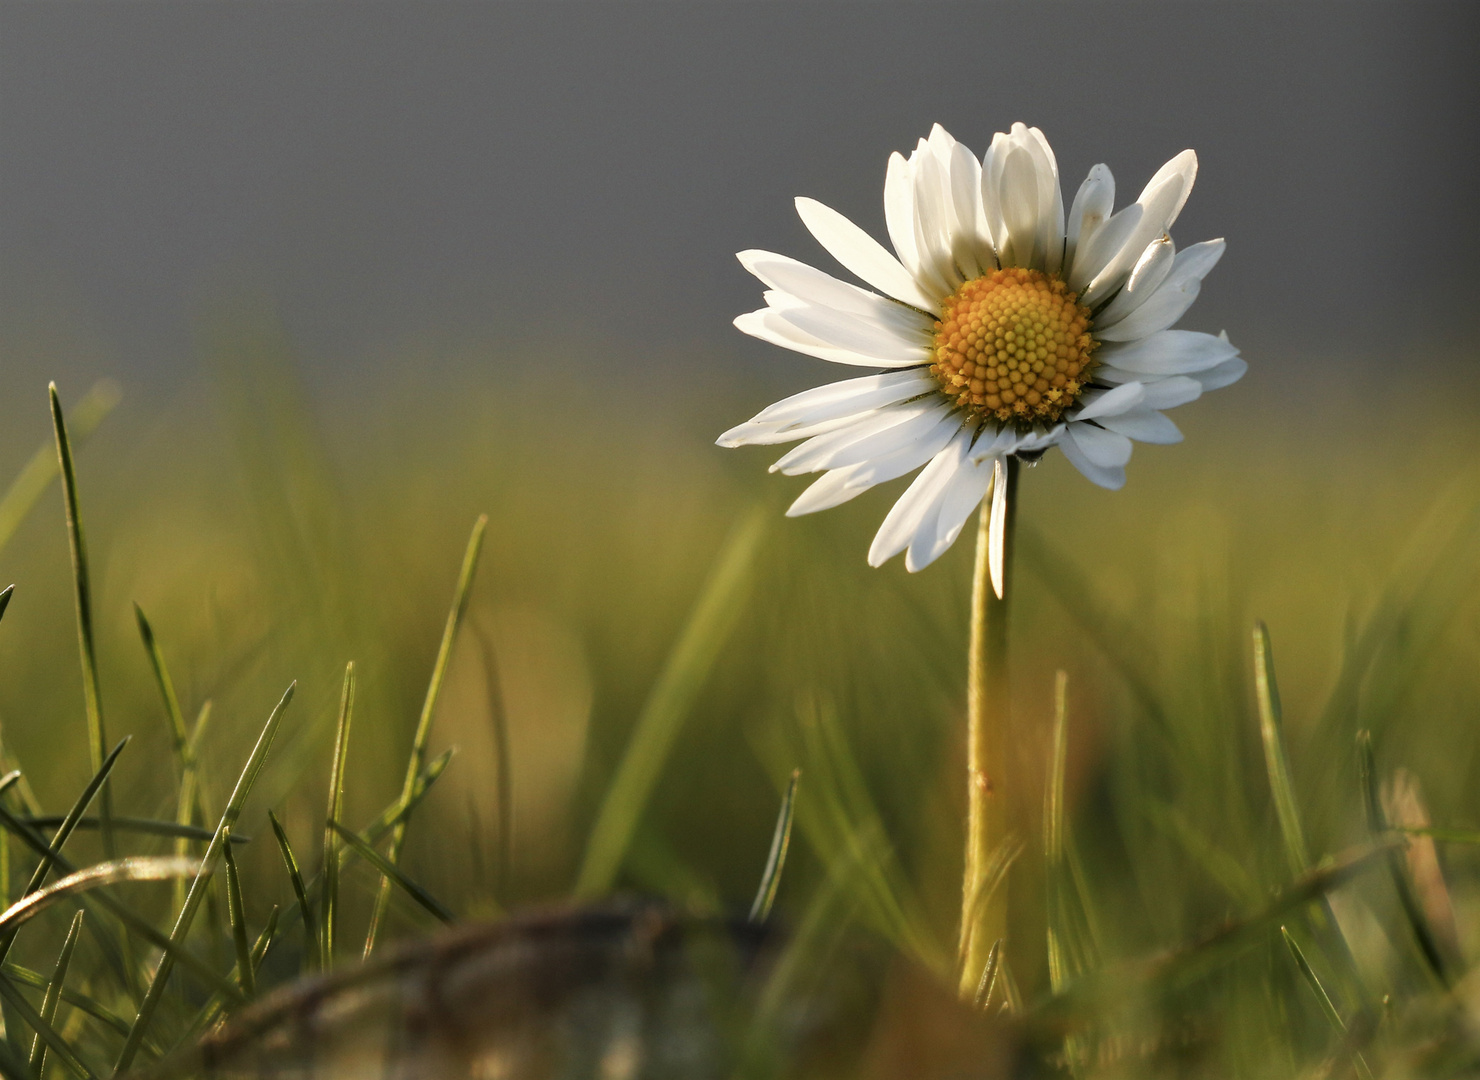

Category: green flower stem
[959, 457, 1018, 999]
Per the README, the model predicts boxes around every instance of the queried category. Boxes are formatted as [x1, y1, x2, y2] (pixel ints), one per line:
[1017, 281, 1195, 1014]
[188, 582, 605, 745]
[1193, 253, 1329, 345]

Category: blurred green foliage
[0, 312, 1477, 1076]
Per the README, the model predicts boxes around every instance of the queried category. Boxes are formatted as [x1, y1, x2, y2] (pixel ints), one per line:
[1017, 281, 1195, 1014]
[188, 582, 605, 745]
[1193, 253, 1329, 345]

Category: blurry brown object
[139, 902, 1044, 1080]
[1384, 768, 1463, 970]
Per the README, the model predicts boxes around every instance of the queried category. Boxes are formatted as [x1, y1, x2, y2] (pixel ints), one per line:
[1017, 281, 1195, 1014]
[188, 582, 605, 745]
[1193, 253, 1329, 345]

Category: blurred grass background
[1, 304, 1477, 1074]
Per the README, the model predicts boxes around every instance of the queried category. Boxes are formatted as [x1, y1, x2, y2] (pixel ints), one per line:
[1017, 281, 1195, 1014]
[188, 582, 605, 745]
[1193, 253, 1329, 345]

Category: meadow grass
[0, 322, 1476, 1076]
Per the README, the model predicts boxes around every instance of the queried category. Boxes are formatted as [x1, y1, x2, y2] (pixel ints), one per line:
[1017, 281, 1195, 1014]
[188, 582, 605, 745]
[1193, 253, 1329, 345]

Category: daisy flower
[718, 123, 1244, 586]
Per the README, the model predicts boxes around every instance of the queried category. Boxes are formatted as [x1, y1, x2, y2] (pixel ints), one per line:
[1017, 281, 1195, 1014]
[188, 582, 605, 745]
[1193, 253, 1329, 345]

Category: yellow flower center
[929, 268, 1098, 426]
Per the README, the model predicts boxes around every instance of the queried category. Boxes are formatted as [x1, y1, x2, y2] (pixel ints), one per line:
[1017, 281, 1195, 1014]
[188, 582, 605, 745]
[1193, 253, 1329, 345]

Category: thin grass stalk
[329, 823, 454, 924]
[173, 702, 215, 914]
[1254, 623, 1311, 876]
[472, 623, 513, 904]
[28, 911, 83, 1079]
[133, 605, 189, 765]
[1281, 927, 1375, 1080]
[960, 458, 1017, 999]
[0, 970, 96, 1080]
[221, 829, 254, 998]
[749, 769, 800, 923]
[576, 507, 766, 899]
[267, 811, 318, 971]
[364, 516, 486, 957]
[114, 682, 294, 1074]
[973, 938, 1004, 1010]
[322, 662, 355, 967]
[0, 586, 12, 624]
[49, 385, 114, 862]
[3, 963, 132, 1042]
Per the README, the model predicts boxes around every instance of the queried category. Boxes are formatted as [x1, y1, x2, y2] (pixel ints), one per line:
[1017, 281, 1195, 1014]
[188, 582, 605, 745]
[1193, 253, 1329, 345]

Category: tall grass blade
[173, 701, 215, 914]
[1281, 926, 1374, 1080]
[322, 662, 355, 967]
[328, 823, 454, 925]
[28, 911, 83, 1078]
[220, 829, 254, 998]
[114, 681, 295, 1074]
[1254, 623, 1310, 877]
[576, 507, 766, 898]
[267, 811, 318, 971]
[749, 768, 800, 924]
[0, 380, 120, 560]
[364, 516, 486, 956]
[133, 605, 189, 763]
[50, 384, 115, 861]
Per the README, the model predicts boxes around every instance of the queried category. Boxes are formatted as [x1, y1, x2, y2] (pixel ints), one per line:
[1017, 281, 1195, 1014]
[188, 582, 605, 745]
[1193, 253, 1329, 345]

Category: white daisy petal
[1095, 408, 1183, 444]
[868, 435, 969, 567]
[1137, 375, 1203, 410]
[1066, 203, 1144, 294]
[734, 309, 921, 369]
[948, 140, 988, 277]
[717, 413, 861, 448]
[884, 152, 925, 283]
[1025, 125, 1065, 276]
[794, 197, 939, 310]
[748, 369, 936, 428]
[785, 412, 963, 516]
[737, 251, 935, 339]
[771, 400, 947, 475]
[1137, 149, 1198, 232]
[806, 402, 957, 473]
[1095, 236, 1176, 329]
[998, 146, 1042, 268]
[1095, 330, 1239, 376]
[1191, 355, 1247, 391]
[1079, 150, 1199, 307]
[911, 142, 963, 293]
[1064, 422, 1133, 468]
[1095, 239, 1226, 341]
[785, 464, 875, 516]
[775, 304, 933, 367]
[1059, 425, 1128, 490]
[935, 451, 996, 551]
[1072, 381, 1146, 421]
[1064, 164, 1114, 277]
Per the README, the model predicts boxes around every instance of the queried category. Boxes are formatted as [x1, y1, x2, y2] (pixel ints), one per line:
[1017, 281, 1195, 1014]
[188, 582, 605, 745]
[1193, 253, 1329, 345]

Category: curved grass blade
[329, 822, 453, 924]
[221, 828, 254, 998]
[267, 811, 318, 971]
[114, 682, 295, 1074]
[0, 858, 200, 936]
[1282, 927, 1374, 1080]
[364, 516, 486, 956]
[322, 662, 355, 966]
[28, 911, 83, 1078]
[576, 507, 766, 899]
[50, 384, 115, 862]
[0, 812, 238, 1001]
[0, 738, 129, 965]
[0, 380, 120, 560]
[749, 768, 800, 923]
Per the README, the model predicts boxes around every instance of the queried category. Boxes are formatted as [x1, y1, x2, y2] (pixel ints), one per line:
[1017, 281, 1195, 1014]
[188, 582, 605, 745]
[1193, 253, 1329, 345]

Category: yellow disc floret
[930, 268, 1097, 426]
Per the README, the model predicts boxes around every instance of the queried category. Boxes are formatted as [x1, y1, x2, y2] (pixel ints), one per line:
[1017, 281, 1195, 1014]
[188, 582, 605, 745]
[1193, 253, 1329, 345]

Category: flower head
[719, 123, 1244, 581]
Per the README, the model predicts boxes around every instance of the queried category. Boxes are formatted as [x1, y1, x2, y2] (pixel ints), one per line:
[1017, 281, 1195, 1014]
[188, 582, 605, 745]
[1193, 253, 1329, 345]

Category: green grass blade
[354, 750, 455, 850]
[0, 811, 239, 1001]
[1281, 926, 1374, 1080]
[748, 768, 800, 923]
[28, 910, 83, 1077]
[0, 858, 200, 936]
[267, 811, 318, 971]
[973, 938, 1003, 1010]
[174, 701, 215, 914]
[0, 587, 12, 625]
[329, 822, 453, 925]
[220, 829, 254, 998]
[14, 817, 246, 845]
[3, 964, 131, 1042]
[1254, 622, 1311, 877]
[49, 383, 115, 862]
[364, 516, 486, 956]
[0, 380, 120, 560]
[0, 970, 95, 1080]
[322, 662, 355, 967]
[133, 604, 190, 763]
[114, 681, 295, 1074]
[0, 738, 129, 964]
[576, 507, 766, 898]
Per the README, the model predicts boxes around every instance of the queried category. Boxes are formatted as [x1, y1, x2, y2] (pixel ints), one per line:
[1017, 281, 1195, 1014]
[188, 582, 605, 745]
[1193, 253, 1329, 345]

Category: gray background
[1, 1, 1476, 398]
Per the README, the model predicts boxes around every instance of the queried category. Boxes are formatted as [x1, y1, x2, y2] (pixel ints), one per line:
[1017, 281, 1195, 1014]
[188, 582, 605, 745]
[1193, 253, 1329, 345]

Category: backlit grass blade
[1281, 927, 1374, 1080]
[3, 963, 131, 1042]
[50, 384, 114, 860]
[174, 701, 215, 913]
[133, 605, 190, 765]
[28, 910, 83, 1078]
[0, 380, 120, 560]
[0, 587, 12, 624]
[1254, 623, 1310, 877]
[322, 662, 355, 966]
[267, 811, 318, 970]
[749, 768, 800, 923]
[973, 938, 1003, 1010]
[329, 822, 453, 925]
[576, 507, 766, 898]
[0, 969, 96, 1080]
[355, 749, 455, 849]
[221, 829, 254, 998]
[364, 516, 486, 956]
[14, 817, 246, 845]
[114, 681, 295, 1074]
[0, 811, 240, 1000]
[0, 738, 129, 964]
[0, 858, 200, 936]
